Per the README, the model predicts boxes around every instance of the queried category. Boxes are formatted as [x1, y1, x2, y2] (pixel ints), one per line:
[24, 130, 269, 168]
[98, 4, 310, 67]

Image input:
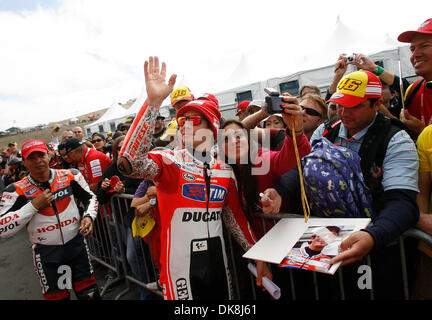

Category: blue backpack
[301, 137, 376, 219]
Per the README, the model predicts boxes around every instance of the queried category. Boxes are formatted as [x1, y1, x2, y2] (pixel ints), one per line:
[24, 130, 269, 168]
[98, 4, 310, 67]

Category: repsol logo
[51, 187, 71, 201]
[182, 211, 222, 222]
[182, 184, 227, 202]
[175, 278, 189, 300]
[0, 221, 19, 235]
[37, 217, 78, 233]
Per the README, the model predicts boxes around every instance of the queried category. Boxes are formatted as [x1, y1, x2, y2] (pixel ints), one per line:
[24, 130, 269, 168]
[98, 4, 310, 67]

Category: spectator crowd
[1, 18, 432, 301]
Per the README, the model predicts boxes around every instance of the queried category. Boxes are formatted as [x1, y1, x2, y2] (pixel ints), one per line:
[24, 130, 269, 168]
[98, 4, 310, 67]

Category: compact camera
[264, 88, 285, 114]
[346, 54, 356, 64]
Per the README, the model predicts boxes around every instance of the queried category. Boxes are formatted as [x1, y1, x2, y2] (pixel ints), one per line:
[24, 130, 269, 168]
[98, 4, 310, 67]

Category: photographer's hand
[352, 53, 376, 72]
[334, 54, 348, 77]
[329, 54, 348, 95]
[280, 94, 303, 135]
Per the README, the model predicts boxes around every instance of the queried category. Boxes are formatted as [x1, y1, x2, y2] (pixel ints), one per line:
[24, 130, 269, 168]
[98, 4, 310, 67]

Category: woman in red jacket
[219, 100, 310, 240]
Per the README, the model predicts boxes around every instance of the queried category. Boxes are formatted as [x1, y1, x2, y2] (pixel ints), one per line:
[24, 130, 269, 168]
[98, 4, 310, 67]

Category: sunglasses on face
[301, 105, 322, 117]
[60, 147, 78, 158]
[73, 131, 82, 134]
[92, 139, 103, 143]
[177, 115, 203, 127]
[59, 151, 70, 158]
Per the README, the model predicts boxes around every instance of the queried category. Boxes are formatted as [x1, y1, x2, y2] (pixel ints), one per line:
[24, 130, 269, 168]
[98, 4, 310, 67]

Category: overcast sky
[0, 0, 430, 131]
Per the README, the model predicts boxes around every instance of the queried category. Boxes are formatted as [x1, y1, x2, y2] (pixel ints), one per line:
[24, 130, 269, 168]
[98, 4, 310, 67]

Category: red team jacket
[77, 147, 111, 185]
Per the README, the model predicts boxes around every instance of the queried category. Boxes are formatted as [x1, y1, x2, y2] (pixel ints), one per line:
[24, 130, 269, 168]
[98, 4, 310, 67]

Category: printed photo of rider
[279, 225, 354, 274]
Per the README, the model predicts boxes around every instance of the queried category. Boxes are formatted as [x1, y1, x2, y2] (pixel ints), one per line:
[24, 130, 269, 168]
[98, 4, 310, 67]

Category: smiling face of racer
[178, 111, 213, 152]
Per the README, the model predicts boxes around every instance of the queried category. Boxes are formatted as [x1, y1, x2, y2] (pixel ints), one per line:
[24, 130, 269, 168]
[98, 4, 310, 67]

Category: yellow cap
[160, 119, 178, 141]
[131, 212, 156, 238]
[170, 86, 194, 106]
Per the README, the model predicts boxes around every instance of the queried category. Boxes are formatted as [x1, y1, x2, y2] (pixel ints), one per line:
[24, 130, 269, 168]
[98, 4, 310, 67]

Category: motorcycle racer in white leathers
[117, 56, 272, 300]
[0, 140, 99, 300]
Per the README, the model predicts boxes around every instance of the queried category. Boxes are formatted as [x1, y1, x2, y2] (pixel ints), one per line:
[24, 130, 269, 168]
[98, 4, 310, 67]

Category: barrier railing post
[111, 194, 162, 298]
[399, 236, 410, 300]
[337, 268, 345, 300]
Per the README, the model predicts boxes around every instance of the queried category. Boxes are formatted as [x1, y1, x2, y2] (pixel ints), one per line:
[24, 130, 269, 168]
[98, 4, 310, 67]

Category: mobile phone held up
[264, 87, 285, 114]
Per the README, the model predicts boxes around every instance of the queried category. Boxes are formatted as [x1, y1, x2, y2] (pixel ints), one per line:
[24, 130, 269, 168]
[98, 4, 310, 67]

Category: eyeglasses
[59, 151, 70, 158]
[301, 105, 322, 117]
[177, 115, 203, 127]
[60, 148, 77, 158]
[92, 139, 103, 143]
[73, 131, 82, 134]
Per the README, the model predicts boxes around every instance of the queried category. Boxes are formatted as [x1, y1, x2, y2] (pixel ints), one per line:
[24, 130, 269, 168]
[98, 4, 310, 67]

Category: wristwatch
[149, 198, 157, 208]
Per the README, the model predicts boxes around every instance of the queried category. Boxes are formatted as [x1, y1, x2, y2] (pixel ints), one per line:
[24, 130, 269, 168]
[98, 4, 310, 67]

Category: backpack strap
[322, 117, 342, 142]
[358, 113, 415, 213]
[358, 113, 392, 179]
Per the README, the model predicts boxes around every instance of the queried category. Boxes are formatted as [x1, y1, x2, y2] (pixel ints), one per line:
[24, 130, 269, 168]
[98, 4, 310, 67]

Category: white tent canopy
[84, 88, 173, 136]
[84, 99, 127, 135]
[123, 86, 146, 116]
[84, 16, 418, 135]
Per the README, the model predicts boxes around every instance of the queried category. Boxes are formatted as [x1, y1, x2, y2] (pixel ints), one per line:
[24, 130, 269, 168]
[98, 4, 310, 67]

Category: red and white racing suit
[0, 169, 99, 299]
[118, 103, 258, 300]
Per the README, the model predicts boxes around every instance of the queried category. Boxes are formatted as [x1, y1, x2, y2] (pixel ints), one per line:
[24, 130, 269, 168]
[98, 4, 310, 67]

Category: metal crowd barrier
[86, 194, 162, 299]
[86, 194, 432, 300]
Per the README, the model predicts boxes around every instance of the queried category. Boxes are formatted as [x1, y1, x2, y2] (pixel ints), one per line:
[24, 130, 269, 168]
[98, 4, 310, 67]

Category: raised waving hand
[144, 56, 177, 107]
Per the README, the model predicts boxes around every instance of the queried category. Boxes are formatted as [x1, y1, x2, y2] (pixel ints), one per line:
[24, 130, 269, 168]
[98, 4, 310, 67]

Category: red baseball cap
[177, 99, 221, 138]
[21, 140, 48, 159]
[328, 70, 382, 108]
[398, 18, 432, 43]
[236, 100, 250, 116]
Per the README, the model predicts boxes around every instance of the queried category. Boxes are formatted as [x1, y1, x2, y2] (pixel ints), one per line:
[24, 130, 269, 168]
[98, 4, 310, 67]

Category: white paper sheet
[243, 217, 371, 265]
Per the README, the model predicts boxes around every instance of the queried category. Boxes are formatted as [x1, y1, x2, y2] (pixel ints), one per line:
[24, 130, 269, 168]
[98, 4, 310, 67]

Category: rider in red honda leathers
[0, 140, 99, 300]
